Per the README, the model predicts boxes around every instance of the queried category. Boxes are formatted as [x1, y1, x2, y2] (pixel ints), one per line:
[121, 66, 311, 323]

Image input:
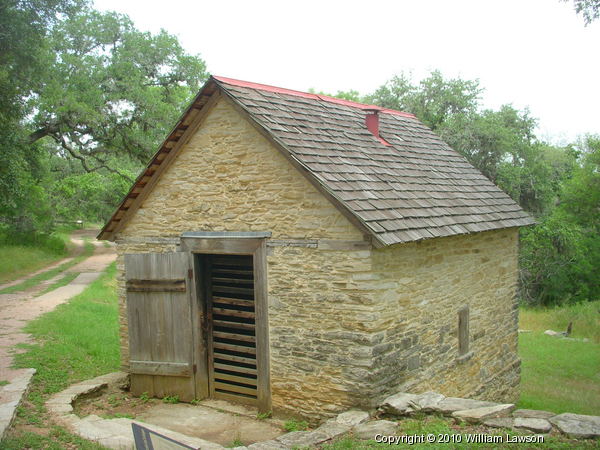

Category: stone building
[98, 76, 534, 419]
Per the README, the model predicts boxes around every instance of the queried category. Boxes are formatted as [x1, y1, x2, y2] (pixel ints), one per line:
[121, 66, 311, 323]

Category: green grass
[517, 300, 600, 415]
[520, 300, 600, 343]
[12, 262, 119, 391]
[0, 240, 94, 294]
[36, 271, 80, 297]
[283, 418, 309, 432]
[518, 332, 600, 415]
[0, 426, 107, 450]
[0, 380, 9, 386]
[0, 228, 75, 284]
[0, 246, 65, 284]
[2, 263, 119, 448]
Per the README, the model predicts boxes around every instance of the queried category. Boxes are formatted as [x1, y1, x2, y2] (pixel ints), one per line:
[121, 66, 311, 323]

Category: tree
[563, 0, 600, 25]
[29, 10, 208, 179]
[364, 71, 482, 130]
[519, 135, 600, 305]
[0, 0, 86, 233]
[0, 4, 208, 233]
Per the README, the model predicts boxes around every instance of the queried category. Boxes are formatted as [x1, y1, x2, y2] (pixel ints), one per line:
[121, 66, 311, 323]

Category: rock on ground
[353, 420, 398, 440]
[379, 392, 418, 415]
[452, 404, 515, 423]
[513, 418, 553, 433]
[483, 417, 515, 429]
[549, 413, 600, 439]
[436, 397, 497, 414]
[334, 410, 369, 427]
[512, 409, 555, 419]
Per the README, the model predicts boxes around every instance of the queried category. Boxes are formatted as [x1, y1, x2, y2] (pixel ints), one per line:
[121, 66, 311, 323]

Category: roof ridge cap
[212, 75, 415, 118]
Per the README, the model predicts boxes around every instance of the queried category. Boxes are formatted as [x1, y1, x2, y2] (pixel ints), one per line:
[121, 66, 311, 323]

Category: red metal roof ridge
[212, 75, 416, 118]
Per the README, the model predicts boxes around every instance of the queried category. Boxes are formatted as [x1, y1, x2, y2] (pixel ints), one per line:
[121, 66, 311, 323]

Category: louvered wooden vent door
[206, 255, 258, 404]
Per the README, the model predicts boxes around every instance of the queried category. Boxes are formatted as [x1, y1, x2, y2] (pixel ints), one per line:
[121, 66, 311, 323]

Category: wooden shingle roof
[98, 76, 534, 244]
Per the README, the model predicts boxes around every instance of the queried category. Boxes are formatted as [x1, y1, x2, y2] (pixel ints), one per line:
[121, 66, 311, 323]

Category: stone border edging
[46, 373, 600, 449]
[0, 368, 36, 441]
[47, 372, 225, 449]
[46, 372, 370, 449]
[379, 391, 600, 439]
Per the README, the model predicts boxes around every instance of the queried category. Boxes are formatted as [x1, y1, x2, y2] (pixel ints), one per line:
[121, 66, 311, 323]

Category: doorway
[198, 254, 259, 403]
[180, 232, 271, 413]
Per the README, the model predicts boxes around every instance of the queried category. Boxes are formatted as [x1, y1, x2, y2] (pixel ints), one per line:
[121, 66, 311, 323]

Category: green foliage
[162, 395, 180, 404]
[139, 391, 150, 403]
[227, 436, 244, 448]
[0, 1, 87, 235]
[256, 411, 272, 420]
[0, 426, 106, 450]
[283, 418, 309, 431]
[0, 2, 207, 235]
[519, 136, 600, 305]
[31, 9, 208, 172]
[365, 70, 482, 130]
[36, 272, 79, 296]
[564, 0, 600, 25]
[50, 171, 132, 223]
[102, 412, 134, 419]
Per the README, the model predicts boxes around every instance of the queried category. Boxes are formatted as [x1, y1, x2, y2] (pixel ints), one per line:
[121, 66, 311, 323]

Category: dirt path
[0, 230, 116, 399]
[0, 228, 96, 293]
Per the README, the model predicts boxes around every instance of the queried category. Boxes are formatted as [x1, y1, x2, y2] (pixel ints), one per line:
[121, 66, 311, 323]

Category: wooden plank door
[204, 255, 260, 406]
[124, 252, 196, 402]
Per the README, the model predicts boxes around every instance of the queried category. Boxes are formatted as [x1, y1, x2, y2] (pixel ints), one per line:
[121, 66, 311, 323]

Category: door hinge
[188, 268, 193, 280]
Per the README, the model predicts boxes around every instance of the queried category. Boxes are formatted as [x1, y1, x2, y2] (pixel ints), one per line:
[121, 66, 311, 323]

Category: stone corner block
[452, 404, 515, 423]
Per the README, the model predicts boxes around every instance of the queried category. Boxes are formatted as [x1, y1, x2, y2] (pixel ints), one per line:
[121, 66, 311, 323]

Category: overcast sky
[93, 0, 599, 144]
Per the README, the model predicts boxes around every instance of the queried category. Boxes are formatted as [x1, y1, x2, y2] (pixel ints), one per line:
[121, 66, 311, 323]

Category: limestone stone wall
[368, 228, 521, 405]
[119, 97, 363, 242]
[268, 245, 381, 418]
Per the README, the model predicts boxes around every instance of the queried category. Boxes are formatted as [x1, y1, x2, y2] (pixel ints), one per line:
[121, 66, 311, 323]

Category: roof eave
[97, 77, 221, 241]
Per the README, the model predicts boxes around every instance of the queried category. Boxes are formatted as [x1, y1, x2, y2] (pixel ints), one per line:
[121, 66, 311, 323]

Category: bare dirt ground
[0, 230, 115, 399]
[74, 383, 286, 447]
